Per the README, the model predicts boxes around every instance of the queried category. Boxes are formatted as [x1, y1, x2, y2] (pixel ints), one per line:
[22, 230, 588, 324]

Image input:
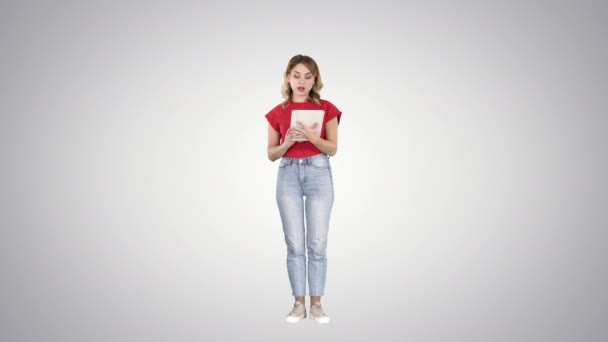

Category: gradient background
[1, 1, 607, 341]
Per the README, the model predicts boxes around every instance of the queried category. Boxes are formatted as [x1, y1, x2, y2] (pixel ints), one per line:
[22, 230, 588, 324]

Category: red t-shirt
[265, 99, 342, 158]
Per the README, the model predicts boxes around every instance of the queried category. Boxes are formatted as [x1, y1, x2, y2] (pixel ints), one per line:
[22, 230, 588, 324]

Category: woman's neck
[291, 95, 309, 103]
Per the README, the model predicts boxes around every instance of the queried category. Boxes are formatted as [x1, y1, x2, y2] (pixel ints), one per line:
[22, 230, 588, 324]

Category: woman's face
[288, 63, 315, 99]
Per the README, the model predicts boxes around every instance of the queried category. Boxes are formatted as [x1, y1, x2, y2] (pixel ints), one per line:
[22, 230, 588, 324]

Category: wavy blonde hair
[281, 54, 324, 107]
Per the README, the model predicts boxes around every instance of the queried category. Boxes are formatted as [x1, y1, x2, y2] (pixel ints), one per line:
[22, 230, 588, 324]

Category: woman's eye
[305, 76, 312, 80]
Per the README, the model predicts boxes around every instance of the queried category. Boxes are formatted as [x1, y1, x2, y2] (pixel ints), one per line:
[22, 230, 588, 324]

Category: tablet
[290, 110, 325, 142]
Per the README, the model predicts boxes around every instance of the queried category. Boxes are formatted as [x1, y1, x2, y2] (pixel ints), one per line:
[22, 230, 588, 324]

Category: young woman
[265, 55, 342, 324]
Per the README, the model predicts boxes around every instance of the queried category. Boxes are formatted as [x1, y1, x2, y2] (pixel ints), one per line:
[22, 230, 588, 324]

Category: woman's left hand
[291, 121, 319, 143]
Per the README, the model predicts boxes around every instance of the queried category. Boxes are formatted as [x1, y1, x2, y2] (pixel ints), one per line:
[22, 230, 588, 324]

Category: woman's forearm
[310, 137, 337, 156]
[267, 142, 291, 161]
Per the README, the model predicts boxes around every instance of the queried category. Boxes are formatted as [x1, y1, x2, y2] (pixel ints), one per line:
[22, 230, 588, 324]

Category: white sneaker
[309, 303, 330, 324]
[286, 302, 306, 323]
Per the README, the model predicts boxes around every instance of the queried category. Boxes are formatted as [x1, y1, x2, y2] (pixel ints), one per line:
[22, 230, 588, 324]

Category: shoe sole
[286, 314, 306, 323]
[312, 316, 330, 324]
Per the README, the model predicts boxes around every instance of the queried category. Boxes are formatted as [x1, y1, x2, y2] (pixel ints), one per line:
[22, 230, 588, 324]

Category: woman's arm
[291, 117, 338, 156]
[267, 124, 295, 161]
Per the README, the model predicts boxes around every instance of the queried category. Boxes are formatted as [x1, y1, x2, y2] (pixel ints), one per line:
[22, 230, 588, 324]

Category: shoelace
[289, 303, 305, 316]
[310, 304, 326, 317]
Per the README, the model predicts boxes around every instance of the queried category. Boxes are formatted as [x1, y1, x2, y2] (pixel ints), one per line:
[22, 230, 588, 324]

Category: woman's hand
[282, 127, 297, 148]
[291, 121, 319, 143]
[268, 124, 298, 161]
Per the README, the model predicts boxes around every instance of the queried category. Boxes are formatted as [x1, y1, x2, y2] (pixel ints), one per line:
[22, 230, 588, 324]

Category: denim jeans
[276, 153, 334, 297]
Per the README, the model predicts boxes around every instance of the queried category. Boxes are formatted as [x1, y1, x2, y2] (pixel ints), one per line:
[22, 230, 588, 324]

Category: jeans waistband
[281, 153, 328, 165]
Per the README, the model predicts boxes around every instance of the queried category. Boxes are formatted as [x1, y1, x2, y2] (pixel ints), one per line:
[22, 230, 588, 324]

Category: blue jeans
[276, 153, 334, 297]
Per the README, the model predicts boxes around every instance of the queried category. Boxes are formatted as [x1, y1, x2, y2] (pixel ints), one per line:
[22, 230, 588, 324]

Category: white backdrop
[1, 1, 607, 341]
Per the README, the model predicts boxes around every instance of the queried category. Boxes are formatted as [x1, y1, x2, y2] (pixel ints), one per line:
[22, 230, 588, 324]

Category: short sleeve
[324, 101, 342, 124]
[265, 107, 280, 132]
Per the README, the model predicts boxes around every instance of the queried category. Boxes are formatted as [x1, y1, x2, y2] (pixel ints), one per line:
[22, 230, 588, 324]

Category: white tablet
[290, 110, 325, 142]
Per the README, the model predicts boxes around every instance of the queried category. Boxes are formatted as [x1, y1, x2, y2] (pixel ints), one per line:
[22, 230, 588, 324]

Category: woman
[265, 54, 342, 324]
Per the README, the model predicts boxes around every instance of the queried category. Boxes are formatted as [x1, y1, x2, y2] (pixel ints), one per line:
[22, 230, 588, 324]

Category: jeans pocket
[279, 158, 291, 168]
[311, 155, 329, 170]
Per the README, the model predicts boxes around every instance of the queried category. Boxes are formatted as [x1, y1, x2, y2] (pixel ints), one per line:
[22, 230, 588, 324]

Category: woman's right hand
[282, 128, 297, 148]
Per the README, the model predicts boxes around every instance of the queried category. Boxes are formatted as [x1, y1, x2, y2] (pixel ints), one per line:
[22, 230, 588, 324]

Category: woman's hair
[281, 54, 324, 106]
